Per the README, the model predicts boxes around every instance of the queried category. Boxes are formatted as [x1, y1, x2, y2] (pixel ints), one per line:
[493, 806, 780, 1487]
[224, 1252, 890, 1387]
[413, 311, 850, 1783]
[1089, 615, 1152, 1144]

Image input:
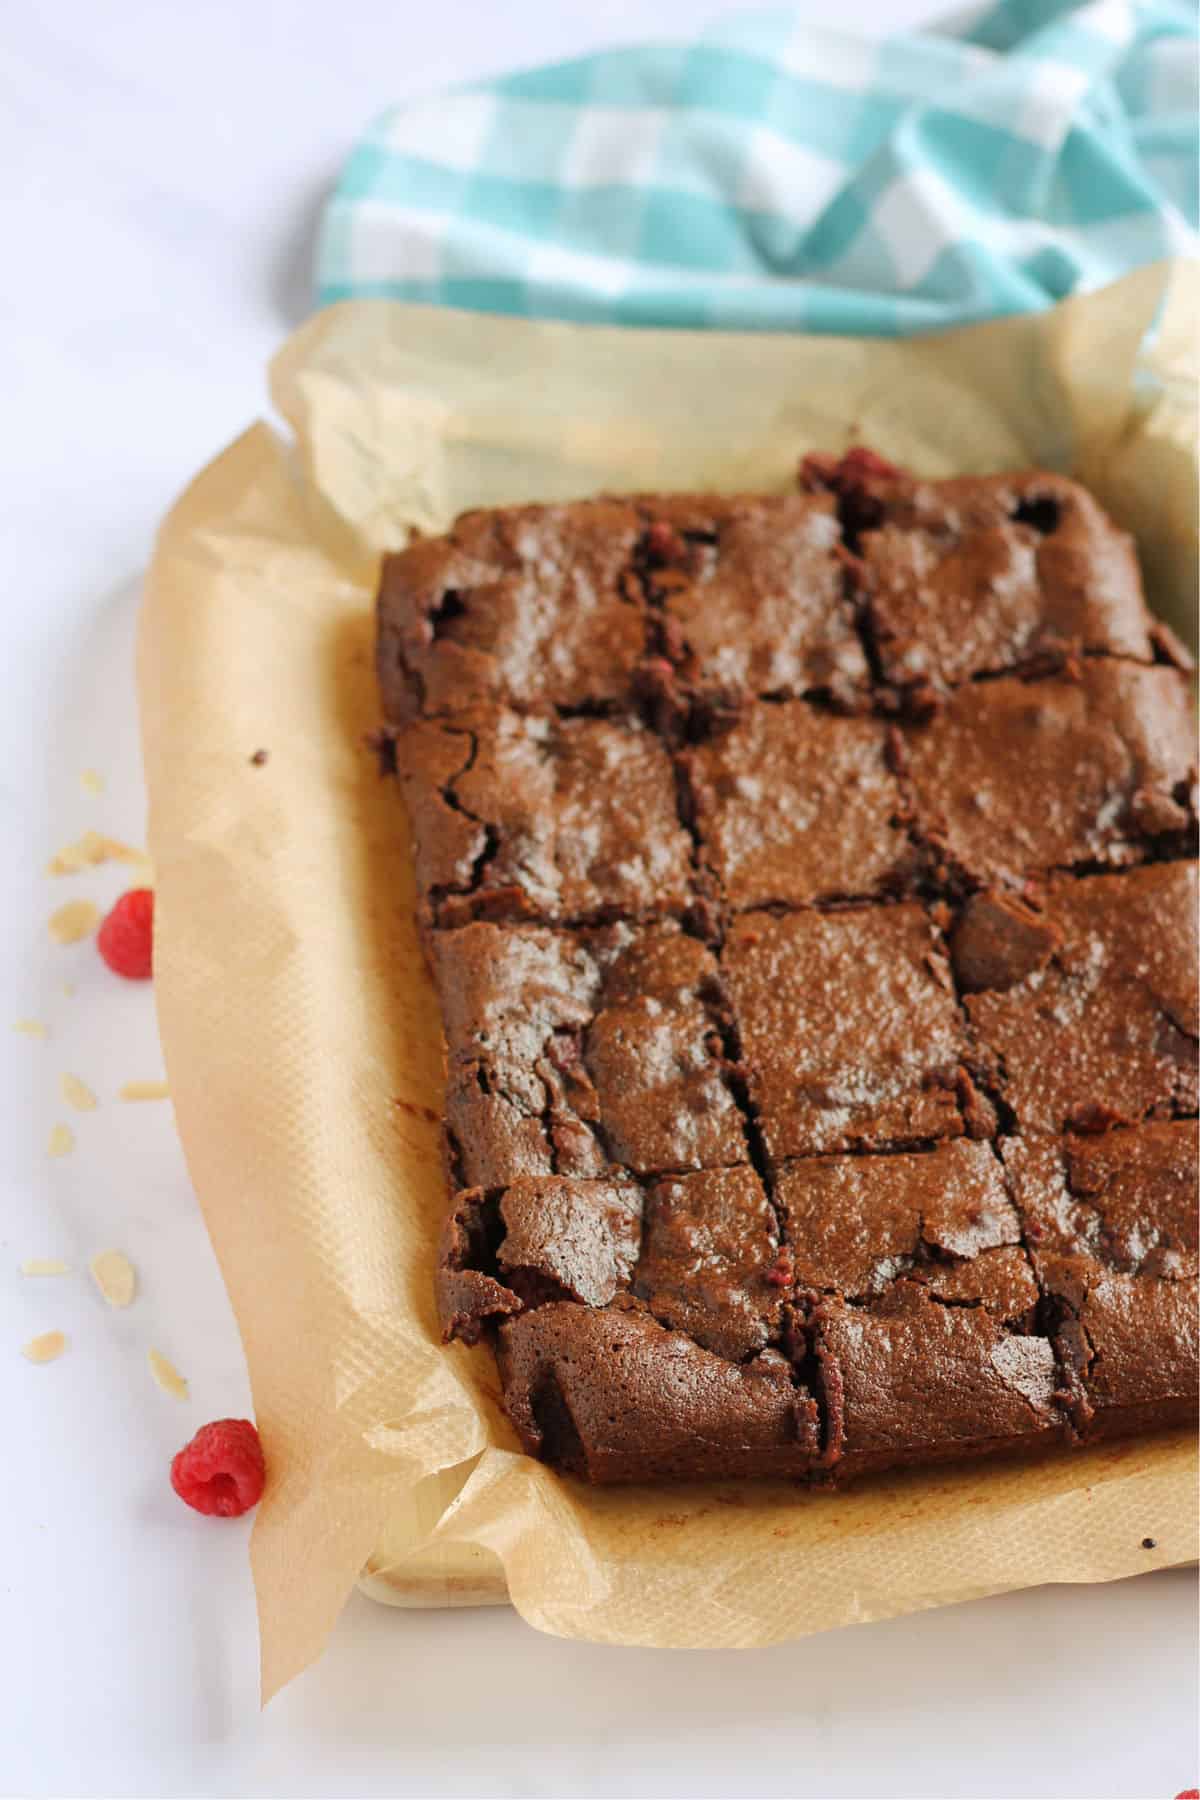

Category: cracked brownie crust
[377, 450, 1198, 1484]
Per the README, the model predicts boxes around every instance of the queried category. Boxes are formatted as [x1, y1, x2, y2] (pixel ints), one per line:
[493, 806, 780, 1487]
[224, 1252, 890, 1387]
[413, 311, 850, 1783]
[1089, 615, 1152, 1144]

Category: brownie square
[723, 905, 972, 1159]
[437, 1177, 642, 1344]
[856, 469, 1155, 696]
[778, 1139, 1038, 1323]
[377, 500, 648, 721]
[813, 1289, 1064, 1480]
[899, 662, 1196, 890]
[647, 492, 868, 706]
[1004, 1123, 1198, 1440]
[497, 1302, 821, 1483]
[634, 1167, 784, 1361]
[961, 864, 1198, 1134]
[684, 702, 912, 909]
[397, 708, 694, 928]
[434, 920, 748, 1185]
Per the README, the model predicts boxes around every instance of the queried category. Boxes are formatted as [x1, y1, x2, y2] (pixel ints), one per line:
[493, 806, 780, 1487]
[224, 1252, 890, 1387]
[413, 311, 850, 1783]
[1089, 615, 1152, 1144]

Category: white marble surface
[1, 3, 1195, 1796]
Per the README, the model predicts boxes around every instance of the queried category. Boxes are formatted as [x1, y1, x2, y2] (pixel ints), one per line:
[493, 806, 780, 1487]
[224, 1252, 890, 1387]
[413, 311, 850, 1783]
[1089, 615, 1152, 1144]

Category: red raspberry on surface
[97, 887, 154, 979]
[170, 1418, 265, 1518]
[1175, 1789, 1199, 1797]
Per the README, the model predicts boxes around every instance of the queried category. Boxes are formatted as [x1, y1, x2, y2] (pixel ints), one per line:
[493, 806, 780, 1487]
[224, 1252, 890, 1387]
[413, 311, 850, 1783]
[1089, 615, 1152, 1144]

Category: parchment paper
[140, 260, 1199, 1702]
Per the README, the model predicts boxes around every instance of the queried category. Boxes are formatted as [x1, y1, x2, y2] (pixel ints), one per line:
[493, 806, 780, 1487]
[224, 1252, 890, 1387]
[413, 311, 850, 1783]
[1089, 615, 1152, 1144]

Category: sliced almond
[119, 1080, 169, 1102]
[60, 1072, 98, 1112]
[90, 1249, 136, 1309]
[47, 831, 152, 881]
[20, 1259, 70, 1277]
[81, 768, 105, 795]
[148, 1348, 188, 1399]
[13, 1018, 49, 1039]
[48, 899, 99, 945]
[47, 1123, 75, 1158]
[22, 1331, 66, 1364]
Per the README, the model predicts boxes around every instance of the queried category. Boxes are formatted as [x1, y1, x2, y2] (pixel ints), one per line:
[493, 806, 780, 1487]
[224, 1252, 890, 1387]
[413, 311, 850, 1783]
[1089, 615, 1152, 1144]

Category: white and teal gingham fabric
[317, 0, 1199, 335]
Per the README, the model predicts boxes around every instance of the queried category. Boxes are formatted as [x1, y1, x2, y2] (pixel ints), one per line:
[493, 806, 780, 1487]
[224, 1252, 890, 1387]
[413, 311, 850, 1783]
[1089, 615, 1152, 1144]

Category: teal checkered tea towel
[317, 0, 1198, 334]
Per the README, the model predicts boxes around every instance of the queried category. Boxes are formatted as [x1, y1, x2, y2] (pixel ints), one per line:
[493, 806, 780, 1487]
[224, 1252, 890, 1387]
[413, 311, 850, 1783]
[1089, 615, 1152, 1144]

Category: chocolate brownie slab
[959, 864, 1198, 1134]
[434, 920, 748, 1186]
[1004, 1122, 1198, 1440]
[900, 662, 1197, 891]
[397, 708, 694, 928]
[723, 905, 975, 1160]
[683, 701, 912, 909]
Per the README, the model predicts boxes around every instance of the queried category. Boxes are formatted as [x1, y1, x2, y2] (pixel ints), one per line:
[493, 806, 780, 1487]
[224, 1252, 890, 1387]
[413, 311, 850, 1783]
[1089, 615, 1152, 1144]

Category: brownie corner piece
[377, 498, 648, 722]
[496, 1301, 820, 1482]
[723, 903, 972, 1160]
[435, 919, 749, 1188]
[396, 706, 695, 929]
[1004, 1121, 1198, 1441]
[859, 467, 1155, 694]
[964, 863, 1198, 1135]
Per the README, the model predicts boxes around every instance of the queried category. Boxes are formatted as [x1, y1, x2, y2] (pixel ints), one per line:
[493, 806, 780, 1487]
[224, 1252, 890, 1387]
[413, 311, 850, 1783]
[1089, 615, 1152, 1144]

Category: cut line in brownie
[722, 904, 982, 1161]
[433, 920, 749, 1187]
[958, 863, 1198, 1135]
[682, 701, 915, 910]
[897, 661, 1197, 892]
[396, 707, 696, 929]
[1004, 1122, 1198, 1441]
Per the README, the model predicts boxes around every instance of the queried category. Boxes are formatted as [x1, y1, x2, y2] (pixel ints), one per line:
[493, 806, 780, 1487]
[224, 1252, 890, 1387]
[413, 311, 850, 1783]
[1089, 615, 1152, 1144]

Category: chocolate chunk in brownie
[377, 500, 648, 722]
[723, 905, 971, 1160]
[950, 888, 1062, 994]
[900, 663, 1197, 890]
[857, 469, 1155, 697]
[812, 1285, 1065, 1480]
[634, 1167, 783, 1362]
[1004, 1122, 1198, 1440]
[683, 702, 912, 909]
[649, 493, 868, 707]
[778, 1139, 1038, 1324]
[497, 1301, 821, 1482]
[397, 708, 694, 928]
[965, 864, 1198, 1134]
[437, 1177, 642, 1343]
[434, 921, 748, 1186]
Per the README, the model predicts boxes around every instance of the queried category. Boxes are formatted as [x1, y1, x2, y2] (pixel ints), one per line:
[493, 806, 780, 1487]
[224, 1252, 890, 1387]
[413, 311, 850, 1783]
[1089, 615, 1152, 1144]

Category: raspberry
[97, 887, 154, 979]
[170, 1418, 265, 1518]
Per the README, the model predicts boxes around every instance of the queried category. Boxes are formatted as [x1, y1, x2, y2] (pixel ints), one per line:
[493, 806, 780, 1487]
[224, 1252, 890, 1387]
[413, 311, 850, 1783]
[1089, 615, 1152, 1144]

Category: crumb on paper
[22, 1331, 66, 1364]
[62, 982, 76, 997]
[81, 768, 105, 795]
[250, 748, 269, 766]
[13, 1018, 49, 1039]
[48, 899, 100, 945]
[119, 1080, 170, 1102]
[90, 1249, 136, 1309]
[60, 1073, 98, 1112]
[46, 831, 153, 882]
[20, 1259, 70, 1278]
[47, 1123, 75, 1158]
[148, 1348, 188, 1399]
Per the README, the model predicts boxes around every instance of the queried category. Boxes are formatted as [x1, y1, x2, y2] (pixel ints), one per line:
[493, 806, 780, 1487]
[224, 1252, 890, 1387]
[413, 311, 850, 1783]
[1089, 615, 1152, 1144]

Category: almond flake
[81, 768, 105, 795]
[48, 899, 99, 945]
[148, 1348, 188, 1399]
[22, 1331, 66, 1364]
[13, 1018, 49, 1039]
[47, 1123, 75, 1158]
[119, 1080, 169, 1102]
[90, 1249, 136, 1309]
[20, 1259, 70, 1277]
[46, 831, 152, 881]
[60, 1073, 98, 1112]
